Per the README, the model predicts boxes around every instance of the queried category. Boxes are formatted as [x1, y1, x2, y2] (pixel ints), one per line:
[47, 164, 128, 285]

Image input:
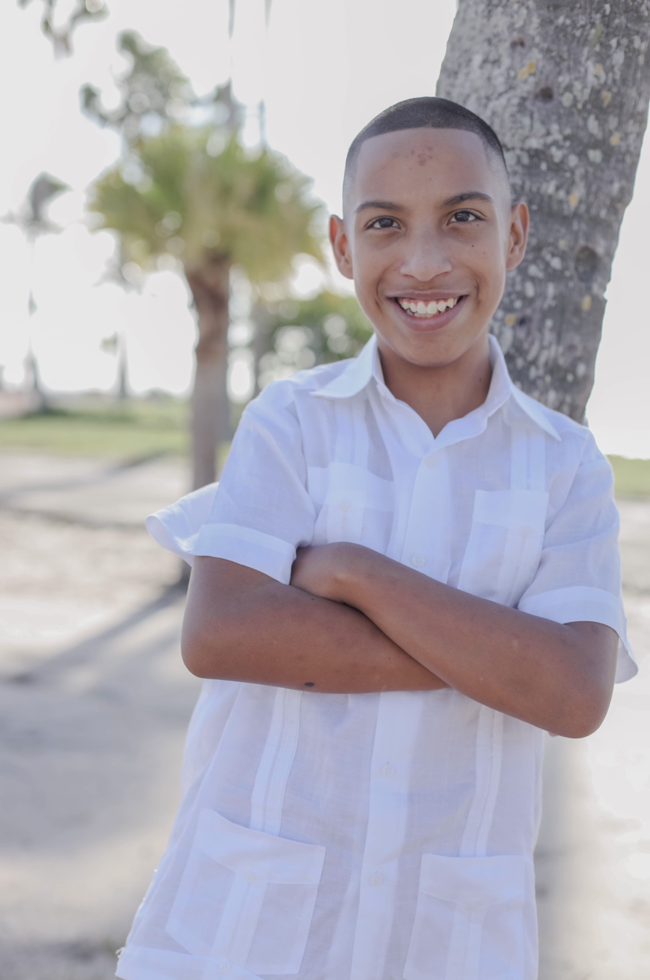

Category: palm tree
[256, 291, 374, 392]
[88, 126, 323, 488]
[19, 0, 107, 56]
[2, 172, 69, 412]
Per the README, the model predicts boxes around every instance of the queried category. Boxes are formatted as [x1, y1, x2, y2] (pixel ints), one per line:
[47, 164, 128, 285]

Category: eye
[450, 210, 478, 224]
[368, 216, 400, 230]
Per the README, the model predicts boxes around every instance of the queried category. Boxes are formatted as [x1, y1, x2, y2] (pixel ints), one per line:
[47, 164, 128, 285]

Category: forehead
[346, 128, 505, 210]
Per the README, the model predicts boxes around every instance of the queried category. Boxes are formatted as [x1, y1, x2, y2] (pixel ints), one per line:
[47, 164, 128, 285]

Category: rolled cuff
[146, 501, 296, 584]
[518, 586, 637, 683]
[145, 482, 218, 566]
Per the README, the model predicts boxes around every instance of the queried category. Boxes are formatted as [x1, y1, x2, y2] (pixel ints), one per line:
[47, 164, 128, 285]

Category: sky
[0, 0, 648, 456]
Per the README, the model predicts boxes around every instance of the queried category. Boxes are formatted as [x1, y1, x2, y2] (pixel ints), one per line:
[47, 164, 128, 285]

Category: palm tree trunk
[186, 257, 231, 489]
[252, 298, 272, 398]
[117, 329, 129, 400]
[26, 342, 47, 414]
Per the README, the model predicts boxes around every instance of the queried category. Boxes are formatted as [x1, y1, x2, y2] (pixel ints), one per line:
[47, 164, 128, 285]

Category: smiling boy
[117, 98, 634, 980]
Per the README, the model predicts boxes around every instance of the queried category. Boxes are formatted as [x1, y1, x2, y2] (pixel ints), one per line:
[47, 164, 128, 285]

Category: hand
[290, 543, 360, 601]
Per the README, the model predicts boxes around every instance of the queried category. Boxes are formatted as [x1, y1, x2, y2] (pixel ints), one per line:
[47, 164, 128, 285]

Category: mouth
[391, 294, 467, 329]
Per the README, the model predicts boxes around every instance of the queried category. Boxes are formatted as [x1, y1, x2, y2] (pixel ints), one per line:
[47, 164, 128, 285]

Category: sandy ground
[0, 452, 648, 980]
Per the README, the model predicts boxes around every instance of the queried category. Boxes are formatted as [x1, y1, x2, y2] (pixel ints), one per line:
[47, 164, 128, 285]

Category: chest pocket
[308, 462, 393, 547]
[457, 490, 549, 607]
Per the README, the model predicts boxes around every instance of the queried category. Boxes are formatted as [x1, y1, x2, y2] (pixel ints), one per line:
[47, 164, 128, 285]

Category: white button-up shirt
[117, 335, 634, 980]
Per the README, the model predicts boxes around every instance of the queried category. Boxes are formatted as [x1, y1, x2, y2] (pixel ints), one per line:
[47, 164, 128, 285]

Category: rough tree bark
[437, 0, 650, 420]
[185, 258, 231, 489]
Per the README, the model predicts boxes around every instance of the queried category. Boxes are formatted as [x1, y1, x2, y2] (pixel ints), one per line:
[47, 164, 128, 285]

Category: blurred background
[0, 2, 649, 979]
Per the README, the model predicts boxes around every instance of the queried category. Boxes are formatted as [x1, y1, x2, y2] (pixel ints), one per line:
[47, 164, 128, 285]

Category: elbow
[181, 635, 210, 679]
[552, 623, 619, 738]
[181, 645, 211, 679]
[551, 685, 613, 740]
[181, 616, 229, 679]
[557, 715, 603, 740]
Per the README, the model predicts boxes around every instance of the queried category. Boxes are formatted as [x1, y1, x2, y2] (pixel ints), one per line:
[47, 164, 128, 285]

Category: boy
[117, 98, 635, 980]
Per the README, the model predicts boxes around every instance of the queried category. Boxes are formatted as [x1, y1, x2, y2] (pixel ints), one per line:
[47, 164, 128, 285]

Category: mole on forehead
[371, 141, 489, 175]
[344, 129, 509, 209]
[369, 131, 488, 163]
[378, 138, 502, 178]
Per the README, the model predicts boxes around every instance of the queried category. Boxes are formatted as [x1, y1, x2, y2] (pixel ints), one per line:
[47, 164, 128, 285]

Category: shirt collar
[311, 332, 380, 399]
[312, 332, 560, 441]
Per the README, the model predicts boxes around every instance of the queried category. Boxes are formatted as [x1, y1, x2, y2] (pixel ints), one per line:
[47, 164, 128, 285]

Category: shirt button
[380, 763, 395, 779]
[218, 959, 231, 974]
[411, 554, 426, 568]
[244, 872, 256, 884]
[424, 455, 438, 469]
[369, 872, 384, 887]
[520, 525, 533, 538]
[339, 499, 351, 512]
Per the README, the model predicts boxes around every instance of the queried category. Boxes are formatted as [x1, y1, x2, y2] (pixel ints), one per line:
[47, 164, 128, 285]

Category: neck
[377, 336, 492, 437]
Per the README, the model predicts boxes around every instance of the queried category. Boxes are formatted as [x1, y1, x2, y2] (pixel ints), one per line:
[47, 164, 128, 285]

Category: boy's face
[330, 128, 528, 371]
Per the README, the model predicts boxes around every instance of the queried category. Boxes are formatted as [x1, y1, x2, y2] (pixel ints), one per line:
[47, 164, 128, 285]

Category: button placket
[349, 694, 425, 979]
[400, 451, 450, 585]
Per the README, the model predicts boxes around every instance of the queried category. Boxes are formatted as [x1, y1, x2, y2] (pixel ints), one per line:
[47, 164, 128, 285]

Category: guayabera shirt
[117, 335, 634, 980]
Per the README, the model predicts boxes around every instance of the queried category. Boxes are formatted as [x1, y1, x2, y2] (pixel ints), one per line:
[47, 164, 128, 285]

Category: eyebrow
[354, 191, 495, 215]
[354, 200, 406, 214]
[443, 191, 494, 207]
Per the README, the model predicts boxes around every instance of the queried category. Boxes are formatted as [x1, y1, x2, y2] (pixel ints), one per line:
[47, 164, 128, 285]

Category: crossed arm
[182, 543, 618, 739]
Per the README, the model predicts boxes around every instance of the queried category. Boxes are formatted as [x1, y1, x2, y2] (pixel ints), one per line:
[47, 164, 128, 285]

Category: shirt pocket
[403, 853, 528, 980]
[166, 807, 325, 976]
[308, 462, 393, 546]
[457, 490, 549, 607]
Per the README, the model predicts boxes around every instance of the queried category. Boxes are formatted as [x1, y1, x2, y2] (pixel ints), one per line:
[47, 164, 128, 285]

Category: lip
[388, 290, 465, 302]
[389, 294, 468, 332]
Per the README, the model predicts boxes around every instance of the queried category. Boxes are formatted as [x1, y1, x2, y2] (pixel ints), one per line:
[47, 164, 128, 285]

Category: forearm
[330, 546, 617, 736]
[181, 557, 448, 692]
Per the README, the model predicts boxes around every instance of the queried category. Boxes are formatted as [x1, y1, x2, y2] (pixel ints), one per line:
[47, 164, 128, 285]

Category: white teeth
[397, 297, 459, 317]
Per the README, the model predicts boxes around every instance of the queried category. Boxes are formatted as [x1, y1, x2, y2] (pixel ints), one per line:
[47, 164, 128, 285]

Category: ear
[505, 201, 529, 271]
[329, 214, 354, 280]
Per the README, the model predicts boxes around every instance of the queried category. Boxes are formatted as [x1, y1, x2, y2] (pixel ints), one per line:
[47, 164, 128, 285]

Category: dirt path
[0, 454, 648, 979]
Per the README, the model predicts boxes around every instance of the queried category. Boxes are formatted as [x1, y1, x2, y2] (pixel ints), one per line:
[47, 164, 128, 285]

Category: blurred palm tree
[258, 292, 374, 392]
[80, 30, 243, 149]
[89, 126, 323, 488]
[18, 0, 107, 56]
[82, 30, 244, 406]
[2, 172, 69, 412]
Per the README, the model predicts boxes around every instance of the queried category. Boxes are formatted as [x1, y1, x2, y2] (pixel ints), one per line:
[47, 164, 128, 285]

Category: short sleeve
[146, 384, 316, 584]
[517, 432, 636, 682]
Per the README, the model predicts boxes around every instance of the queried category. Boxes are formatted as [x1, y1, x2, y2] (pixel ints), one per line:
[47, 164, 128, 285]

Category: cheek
[475, 250, 506, 288]
[474, 262, 507, 312]
[350, 253, 382, 296]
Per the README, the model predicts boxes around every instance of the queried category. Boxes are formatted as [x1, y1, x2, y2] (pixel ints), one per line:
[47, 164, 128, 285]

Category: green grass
[0, 398, 190, 459]
[608, 455, 650, 499]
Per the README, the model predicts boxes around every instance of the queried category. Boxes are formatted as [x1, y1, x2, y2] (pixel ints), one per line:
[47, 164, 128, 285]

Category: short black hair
[344, 96, 509, 200]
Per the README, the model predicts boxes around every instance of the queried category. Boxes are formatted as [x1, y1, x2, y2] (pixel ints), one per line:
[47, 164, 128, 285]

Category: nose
[398, 229, 452, 282]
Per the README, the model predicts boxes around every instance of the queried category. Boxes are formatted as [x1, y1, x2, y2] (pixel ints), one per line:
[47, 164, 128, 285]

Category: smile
[395, 296, 461, 318]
